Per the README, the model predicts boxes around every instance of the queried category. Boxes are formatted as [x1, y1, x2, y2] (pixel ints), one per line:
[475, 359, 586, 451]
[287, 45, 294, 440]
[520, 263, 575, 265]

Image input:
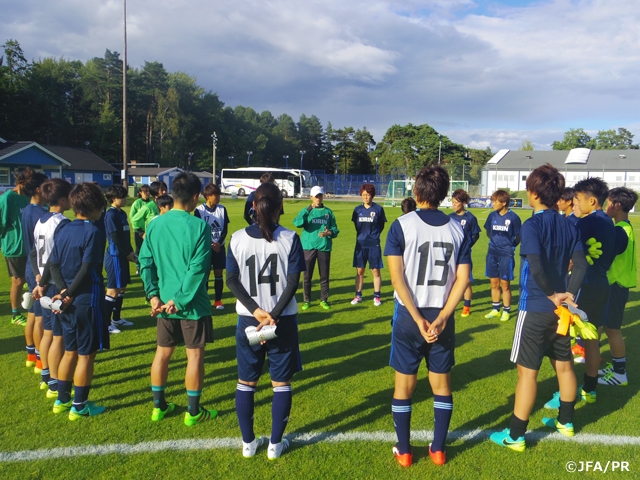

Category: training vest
[607, 221, 636, 288]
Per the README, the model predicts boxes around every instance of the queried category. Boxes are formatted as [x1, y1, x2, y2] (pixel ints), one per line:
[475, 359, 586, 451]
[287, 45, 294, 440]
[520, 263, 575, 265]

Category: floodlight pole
[299, 150, 305, 170]
[211, 132, 217, 184]
[122, 0, 128, 187]
[283, 155, 289, 169]
[438, 134, 442, 165]
[247, 151, 253, 167]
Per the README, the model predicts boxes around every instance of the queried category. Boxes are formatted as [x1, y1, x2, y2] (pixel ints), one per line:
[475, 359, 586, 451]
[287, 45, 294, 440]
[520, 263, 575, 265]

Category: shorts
[210, 246, 226, 271]
[5, 256, 26, 279]
[104, 253, 130, 289]
[602, 283, 629, 330]
[353, 244, 383, 269]
[485, 254, 514, 281]
[510, 310, 572, 370]
[576, 283, 609, 329]
[236, 315, 302, 383]
[157, 316, 214, 349]
[25, 267, 43, 316]
[389, 304, 455, 375]
[42, 285, 62, 335]
[59, 297, 109, 355]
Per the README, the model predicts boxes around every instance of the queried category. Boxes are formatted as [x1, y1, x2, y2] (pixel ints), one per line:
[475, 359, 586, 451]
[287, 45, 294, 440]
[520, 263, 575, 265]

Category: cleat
[350, 296, 363, 305]
[69, 401, 106, 420]
[574, 355, 585, 364]
[489, 428, 526, 452]
[34, 361, 42, 374]
[268, 439, 290, 460]
[461, 306, 470, 317]
[184, 407, 217, 426]
[580, 386, 596, 404]
[571, 344, 585, 357]
[542, 417, 574, 437]
[26, 353, 36, 368]
[112, 318, 134, 327]
[544, 391, 560, 409]
[319, 301, 331, 311]
[392, 444, 413, 467]
[46, 389, 58, 399]
[598, 371, 628, 386]
[485, 309, 501, 319]
[108, 324, 121, 334]
[500, 311, 510, 322]
[429, 443, 446, 465]
[52, 399, 73, 414]
[151, 402, 175, 421]
[39, 381, 49, 390]
[243, 436, 266, 458]
[301, 302, 310, 311]
[12, 313, 27, 326]
[598, 362, 613, 376]
[213, 300, 224, 310]
[374, 297, 382, 307]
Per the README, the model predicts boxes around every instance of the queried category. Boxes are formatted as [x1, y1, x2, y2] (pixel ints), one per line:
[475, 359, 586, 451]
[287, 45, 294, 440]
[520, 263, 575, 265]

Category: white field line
[2, 429, 640, 463]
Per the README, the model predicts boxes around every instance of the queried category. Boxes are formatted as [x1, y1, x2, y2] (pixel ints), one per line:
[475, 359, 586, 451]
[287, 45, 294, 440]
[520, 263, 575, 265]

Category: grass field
[1, 199, 639, 479]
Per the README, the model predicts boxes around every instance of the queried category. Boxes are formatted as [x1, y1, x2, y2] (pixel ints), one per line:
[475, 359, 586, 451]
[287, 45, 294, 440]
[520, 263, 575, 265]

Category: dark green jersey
[0, 190, 30, 257]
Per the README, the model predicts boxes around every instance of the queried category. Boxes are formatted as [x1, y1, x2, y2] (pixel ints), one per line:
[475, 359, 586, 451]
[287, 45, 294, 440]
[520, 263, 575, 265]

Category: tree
[551, 128, 594, 150]
[520, 140, 534, 151]
[593, 128, 638, 150]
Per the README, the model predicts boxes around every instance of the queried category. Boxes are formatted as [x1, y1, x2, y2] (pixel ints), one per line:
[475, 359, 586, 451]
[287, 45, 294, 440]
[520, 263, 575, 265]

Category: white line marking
[2, 430, 640, 462]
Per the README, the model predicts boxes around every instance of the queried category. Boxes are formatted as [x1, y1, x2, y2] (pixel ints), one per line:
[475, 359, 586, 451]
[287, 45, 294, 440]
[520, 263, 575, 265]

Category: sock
[26, 344, 35, 355]
[73, 385, 91, 410]
[187, 390, 202, 416]
[57, 380, 71, 403]
[464, 299, 471, 308]
[41, 368, 50, 384]
[48, 378, 58, 392]
[392, 398, 412, 454]
[374, 291, 381, 299]
[214, 277, 224, 302]
[236, 384, 256, 443]
[558, 400, 575, 425]
[35, 348, 40, 361]
[503, 305, 511, 313]
[113, 294, 124, 322]
[509, 413, 528, 440]
[271, 386, 292, 444]
[583, 373, 598, 393]
[432, 394, 453, 453]
[356, 291, 362, 298]
[12, 308, 19, 316]
[576, 336, 584, 347]
[492, 302, 500, 311]
[152, 385, 167, 411]
[612, 356, 626, 374]
[103, 295, 116, 323]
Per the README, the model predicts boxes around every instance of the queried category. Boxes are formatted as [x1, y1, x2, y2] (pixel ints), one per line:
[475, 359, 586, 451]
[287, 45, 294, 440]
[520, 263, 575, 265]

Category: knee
[186, 347, 204, 362]
[372, 269, 381, 278]
[500, 281, 510, 290]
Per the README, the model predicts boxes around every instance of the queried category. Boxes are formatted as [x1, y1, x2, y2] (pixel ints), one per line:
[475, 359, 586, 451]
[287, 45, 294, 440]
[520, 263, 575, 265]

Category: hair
[260, 172, 276, 184]
[414, 166, 450, 206]
[13, 166, 34, 186]
[41, 178, 72, 206]
[69, 182, 106, 216]
[105, 184, 128, 202]
[525, 164, 565, 208]
[574, 177, 609, 207]
[203, 183, 221, 197]
[451, 188, 470, 204]
[138, 184, 150, 197]
[401, 197, 417, 214]
[608, 187, 639, 213]
[172, 172, 202, 204]
[359, 183, 376, 198]
[254, 182, 283, 242]
[149, 181, 168, 198]
[156, 194, 174, 210]
[23, 172, 48, 198]
[560, 187, 575, 203]
[491, 189, 510, 204]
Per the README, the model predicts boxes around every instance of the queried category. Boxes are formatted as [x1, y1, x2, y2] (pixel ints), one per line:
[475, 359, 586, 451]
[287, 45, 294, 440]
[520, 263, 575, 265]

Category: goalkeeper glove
[585, 237, 602, 265]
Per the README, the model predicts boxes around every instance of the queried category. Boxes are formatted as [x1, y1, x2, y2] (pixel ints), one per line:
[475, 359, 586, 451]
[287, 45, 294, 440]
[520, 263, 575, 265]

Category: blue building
[128, 166, 213, 191]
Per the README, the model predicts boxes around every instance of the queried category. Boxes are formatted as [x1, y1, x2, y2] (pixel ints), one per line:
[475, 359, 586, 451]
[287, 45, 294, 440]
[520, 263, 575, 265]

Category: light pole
[333, 155, 339, 174]
[299, 150, 305, 170]
[438, 134, 442, 165]
[376, 156, 379, 179]
[122, 0, 128, 187]
[247, 151, 253, 167]
[283, 155, 289, 169]
[211, 132, 217, 184]
[228, 156, 234, 168]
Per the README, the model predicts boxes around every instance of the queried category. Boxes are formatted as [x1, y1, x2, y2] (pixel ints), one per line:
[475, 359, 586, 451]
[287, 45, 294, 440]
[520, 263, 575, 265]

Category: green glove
[585, 237, 602, 266]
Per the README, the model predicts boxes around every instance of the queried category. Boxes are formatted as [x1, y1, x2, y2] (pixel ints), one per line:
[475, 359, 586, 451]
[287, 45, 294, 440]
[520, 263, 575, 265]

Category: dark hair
[150, 181, 168, 198]
[260, 172, 276, 184]
[23, 172, 48, 198]
[138, 185, 150, 197]
[106, 184, 127, 202]
[69, 182, 106, 216]
[401, 197, 416, 214]
[451, 188, 470, 204]
[608, 187, 638, 213]
[172, 173, 202, 204]
[203, 183, 221, 197]
[574, 177, 609, 207]
[414, 166, 450, 206]
[254, 182, 282, 242]
[491, 189, 510, 204]
[41, 178, 72, 206]
[14, 166, 34, 186]
[560, 187, 575, 203]
[156, 194, 174, 210]
[360, 183, 376, 198]
[525, 164, 565, 208]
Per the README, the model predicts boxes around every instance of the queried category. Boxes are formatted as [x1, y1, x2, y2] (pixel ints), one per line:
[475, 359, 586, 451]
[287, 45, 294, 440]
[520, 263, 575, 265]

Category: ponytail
[254, 182, 282, 242]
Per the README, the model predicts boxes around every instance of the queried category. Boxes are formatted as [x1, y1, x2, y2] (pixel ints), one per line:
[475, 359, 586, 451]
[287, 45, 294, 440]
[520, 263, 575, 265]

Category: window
[103, 174, 111, 181]
[629, 176, 636, 182]
[134, 176, 142, 184]
[498, 175, 504, 181]
[50, 171, 61, 179]
[521, 175, 527, 181]
[616, 176, 622, 182]
[0, 168, 9, 184]
[510, 175, 515, 181]
[83, 173, 93, 182]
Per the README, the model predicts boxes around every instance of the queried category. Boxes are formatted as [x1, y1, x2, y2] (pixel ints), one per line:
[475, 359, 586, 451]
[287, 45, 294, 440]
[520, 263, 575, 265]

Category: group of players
[0, 162, 636, 464]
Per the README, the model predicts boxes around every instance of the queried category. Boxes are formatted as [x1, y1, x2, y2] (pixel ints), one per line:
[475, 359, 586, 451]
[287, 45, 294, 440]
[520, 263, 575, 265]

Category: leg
[464, 284, 473, 303]
[24, 311, 36, 365]
[355, 268, 365, 295]
[318, 251, 331, 301]
[551, 359, 577, 426]
[112, 287, 126, 322]
[56, 350, 78, 404]
[372, 268, 382, 296]
[501, 280, 511, 311]
[151, 346, 175, 411]
[583, 336, 601, 387]
[605, 327, 626, 374]
[10, 275, 25, 313]
[49, 335, 65, 389]
[40, 330, 53, 377]
[34, 316, 44, 368]
[490, 278, 501, 304]
[510, 365, 538, 439]
[104, 288, 117, 325]
[185, 347, 205, 416]
[270, 380, 293, 444]
[303, 250, 317, 302]
[213, 268, 224, 302]
[428, 372, 453, 453]
[393, 372, 418, 454]
[237, 379, 259, 443]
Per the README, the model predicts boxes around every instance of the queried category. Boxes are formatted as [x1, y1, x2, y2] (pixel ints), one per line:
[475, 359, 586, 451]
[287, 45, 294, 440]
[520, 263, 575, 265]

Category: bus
[220, 167, 311, 198]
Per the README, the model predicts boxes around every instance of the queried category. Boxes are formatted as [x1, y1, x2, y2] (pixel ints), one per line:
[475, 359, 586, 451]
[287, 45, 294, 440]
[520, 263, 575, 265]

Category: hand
[306, 205, 314, 212]
[548, 292, 575, 307]
[127, 252, 137, 263]
[150, 296, 164, 316]
[52, 292, 73, 313]
[212, 242, 221, 253]
[415, 317, 433, 343]
[585, 237, 602, 265]
[427, 316, 447, 343]
[253, 308, 276, 331]
[161, 300, 178, 315]
[35, 274, 41, 284]
[32, 285, 44, 300]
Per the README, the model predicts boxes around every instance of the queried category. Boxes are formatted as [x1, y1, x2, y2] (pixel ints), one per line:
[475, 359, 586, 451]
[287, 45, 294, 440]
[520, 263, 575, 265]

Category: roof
[483, 149, 640, 172]
[128, 167, 181, 177]
[0, 142, 116, 172]
[192, 171, 213, 178]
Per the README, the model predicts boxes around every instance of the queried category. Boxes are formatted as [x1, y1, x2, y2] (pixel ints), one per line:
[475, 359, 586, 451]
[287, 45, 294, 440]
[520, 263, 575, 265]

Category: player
[384, 166, 471, 467]
[195, 183, 230, 310]
[350, 183, 387, 306]
[484, 190, 522, 322]
[401, 197, 416, 214]
[490, 164, 587, 452]
[155, 194, 173, 215]
[293, 186, 339, 311]
[557, 187, 578, 224]
[449, 189, 481, 317]
[244, 172, 278, 225]
[130, 185, 151, 274]
[131, 181, 167, 237]
[139, 172, 217, 426]
[227, 182, 306, 459]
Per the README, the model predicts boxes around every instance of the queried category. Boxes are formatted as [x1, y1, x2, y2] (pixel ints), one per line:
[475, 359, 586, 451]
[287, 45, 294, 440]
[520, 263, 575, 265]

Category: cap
[310, 186, 325, 197]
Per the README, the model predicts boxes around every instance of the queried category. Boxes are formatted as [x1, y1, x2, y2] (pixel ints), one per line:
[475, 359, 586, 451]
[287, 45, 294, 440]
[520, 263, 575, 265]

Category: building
[481, 148, 640, 196]
[128, 166, 213, 191]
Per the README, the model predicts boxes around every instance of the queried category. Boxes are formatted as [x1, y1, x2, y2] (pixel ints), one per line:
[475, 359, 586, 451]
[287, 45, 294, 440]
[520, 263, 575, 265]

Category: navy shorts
[104, 253, 130, 289]
[510, 310, 572, 370]
[576, 283, 609, 329]
[25, 267, 42, 316]
[353, 244, 383, 269]
[236, 315, 302, 383]
[59, 295, 109, 355]
[485, 254, 515, 281]
[42, 285, 62, 335]
[210, 246, 226, 271]
[390, 303, 455, 375]
[602, 283, 628, 330]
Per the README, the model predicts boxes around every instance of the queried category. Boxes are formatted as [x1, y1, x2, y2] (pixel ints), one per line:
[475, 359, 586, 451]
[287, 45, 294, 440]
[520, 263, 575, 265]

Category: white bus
[220, 167, 311, 198]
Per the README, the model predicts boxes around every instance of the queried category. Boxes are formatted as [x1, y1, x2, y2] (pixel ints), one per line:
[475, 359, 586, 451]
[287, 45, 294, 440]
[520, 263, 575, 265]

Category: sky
[1, 0, 639, 151]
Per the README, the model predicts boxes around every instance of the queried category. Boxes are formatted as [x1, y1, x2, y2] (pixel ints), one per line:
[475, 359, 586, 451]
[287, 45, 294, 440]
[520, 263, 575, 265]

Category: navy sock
[374, 291, 381, 299]
[152, 385, 167, 411]
[464, 299, 471, 308]
[35, 349, 40, 361]
[558, 400, 575, 425]
[57, 380, 71, 403]
[103, 295, 116, 323]
[271, 385, 292, 444]
[356, 291, 362, 298]
[214, 277, 224, 302]
[236, 384, 256, 443]
[113, 294, 124, 321]
[509, 413, 528, 440]
[392, 398, 412, 454]
[187, 390, 202, 416]
[26, 345, 35, 355]
[492, 302, 500, 311]
[72, 385, 91, 410]
[41, 368, 50, 384]
[48, 378, 58, 392]
[612, 356, 626, 374]
[12, 308, 19, 316]
[432, 394, 453, 453]
[583, 373, 598, 393]
[503, 305, 511, 313]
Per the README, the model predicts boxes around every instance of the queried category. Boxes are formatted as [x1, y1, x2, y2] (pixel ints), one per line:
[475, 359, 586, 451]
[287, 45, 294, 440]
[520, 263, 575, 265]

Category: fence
[310, 173, 396, 197]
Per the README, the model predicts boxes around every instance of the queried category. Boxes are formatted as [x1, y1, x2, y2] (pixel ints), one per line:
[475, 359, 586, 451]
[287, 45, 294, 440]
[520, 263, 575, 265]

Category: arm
[526, 254, 555, 296]
[428, 263, 471, 336]
[48, 262, 68, 292]
[471, 233, 479, 247]
[170, 226, 212, 311]
[328, 211, 339, 238]
[66, 263, 94, 297]
[243, 197, 253, 225]
[269, 273, 300, 319]
[131, 205, 148, 232]
[139, 224, 160, 299]
[110, 231, 134, 257]
[567, 249, 588, 297]
[292, 207, 311, 228]
[219, 208, 230, 245]
[226, 270, 261, 314]
[513, 215, 522, 247]
[29, 246, 39, 278]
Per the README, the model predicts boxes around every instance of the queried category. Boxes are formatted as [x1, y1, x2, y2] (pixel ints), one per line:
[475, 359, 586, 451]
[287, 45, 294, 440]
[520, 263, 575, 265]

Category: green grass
[1, 201, 640, 479]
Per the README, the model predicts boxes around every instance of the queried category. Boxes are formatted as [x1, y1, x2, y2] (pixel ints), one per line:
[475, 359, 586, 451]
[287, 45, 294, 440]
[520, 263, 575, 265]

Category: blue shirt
[105, 207, 132, 257]
[21, 203, 48, 278]
[519, 209, 582, 312]
[352, 202, 387, 248]
[566, 213, 580, 225]
[576, 209, 616, 285]
[449, 210, 480, 247]
[484, 210, 522, 256]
